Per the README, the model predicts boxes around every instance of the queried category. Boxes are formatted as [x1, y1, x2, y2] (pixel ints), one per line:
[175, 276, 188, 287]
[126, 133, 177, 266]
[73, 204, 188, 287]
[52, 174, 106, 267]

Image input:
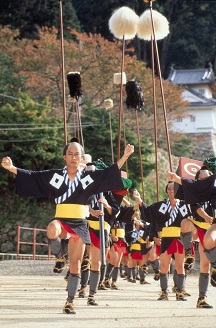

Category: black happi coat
[15, 163, 124, 243]
[139, 199, 190, 253]
[87, 191, 120, 247]
[190, 201, 213, 223]
[125, 222, 149, 245]
[180, 174, 216, 206]
[117, 205, 135, 225]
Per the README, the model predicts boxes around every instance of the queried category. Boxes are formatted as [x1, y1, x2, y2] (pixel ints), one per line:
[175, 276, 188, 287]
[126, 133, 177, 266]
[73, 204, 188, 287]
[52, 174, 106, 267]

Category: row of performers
[56, 173, 214, 310]
[2, 142, 215, 314]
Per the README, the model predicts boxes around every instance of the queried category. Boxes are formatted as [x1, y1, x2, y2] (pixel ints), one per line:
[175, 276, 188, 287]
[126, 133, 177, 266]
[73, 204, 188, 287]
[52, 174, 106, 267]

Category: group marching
[1, 139, 216, 315]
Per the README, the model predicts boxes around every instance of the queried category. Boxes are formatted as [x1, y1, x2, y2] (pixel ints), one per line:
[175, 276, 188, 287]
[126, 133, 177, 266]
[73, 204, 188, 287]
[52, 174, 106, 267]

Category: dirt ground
[0, 260, 216, 328]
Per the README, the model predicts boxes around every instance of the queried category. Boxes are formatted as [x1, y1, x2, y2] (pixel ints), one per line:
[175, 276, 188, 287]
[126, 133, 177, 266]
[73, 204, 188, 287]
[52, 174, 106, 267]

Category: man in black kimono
[168, 170, 216, 289]
[133, 184, 190, 301]
[1, 141, 134, 315]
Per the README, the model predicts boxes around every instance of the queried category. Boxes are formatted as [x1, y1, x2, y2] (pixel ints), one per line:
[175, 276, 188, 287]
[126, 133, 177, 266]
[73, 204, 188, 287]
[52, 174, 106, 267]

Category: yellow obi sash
[88, 220, 110, 231]
[111, 228, 125, 238]
[188, 217, 210, 230]
[130, 243, 141, 251]
[55, 204, 89, 219]
[138, 237, 148, 244]
[159, 226, 181, 238]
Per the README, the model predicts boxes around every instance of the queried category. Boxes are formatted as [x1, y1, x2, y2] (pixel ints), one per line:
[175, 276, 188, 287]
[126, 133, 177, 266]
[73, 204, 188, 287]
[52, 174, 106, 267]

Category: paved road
[0, 266, 216, 328]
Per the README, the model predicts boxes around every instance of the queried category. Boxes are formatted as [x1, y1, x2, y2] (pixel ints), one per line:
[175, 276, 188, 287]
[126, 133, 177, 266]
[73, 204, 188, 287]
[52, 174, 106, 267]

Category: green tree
[0, 0, 81, 38]
[170, 136, 192, 159]
[0, 92, 65, 194]
[0, 54, 27, 106]
[159, 0, 216, 76]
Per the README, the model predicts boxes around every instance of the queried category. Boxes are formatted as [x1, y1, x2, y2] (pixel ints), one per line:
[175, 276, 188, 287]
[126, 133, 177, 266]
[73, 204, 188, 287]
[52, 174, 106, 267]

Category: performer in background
[86, 191, 120, 304]
[125, 212, 140, 283]
[1, 141, 134, 315]
[126, 214, 152, 284]
[168, 168, 216, 289]
[104, 199, 138, 289]
[133, 190, 160, 281]
[180, 167, 213, 308]
[133, 184, 190, 301]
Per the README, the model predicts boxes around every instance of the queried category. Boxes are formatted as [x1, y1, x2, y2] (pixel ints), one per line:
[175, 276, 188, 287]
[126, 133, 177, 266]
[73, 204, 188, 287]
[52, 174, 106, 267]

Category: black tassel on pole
[125, 80, 145, 111]
[67, 72, 84, 148]
[125, 79, 145, 201]
[67, 72, 82, 101]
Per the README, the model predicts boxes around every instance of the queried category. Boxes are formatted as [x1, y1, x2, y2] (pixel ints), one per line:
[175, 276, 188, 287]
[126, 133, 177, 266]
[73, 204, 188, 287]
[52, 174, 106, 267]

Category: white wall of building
[171, 88, 216, 134]
[171, 108, 216, 133]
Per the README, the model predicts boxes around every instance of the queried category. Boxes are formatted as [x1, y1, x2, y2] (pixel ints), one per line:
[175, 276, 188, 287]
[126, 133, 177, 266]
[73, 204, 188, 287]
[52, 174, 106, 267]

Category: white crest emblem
[49, 173, 64, 189]
[80, 175, 94, 189]
[159, 203, 168, 214]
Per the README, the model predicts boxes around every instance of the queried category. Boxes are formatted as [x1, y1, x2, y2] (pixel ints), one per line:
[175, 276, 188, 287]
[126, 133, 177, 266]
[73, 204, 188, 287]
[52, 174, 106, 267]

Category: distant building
[167, 64, 216, 159]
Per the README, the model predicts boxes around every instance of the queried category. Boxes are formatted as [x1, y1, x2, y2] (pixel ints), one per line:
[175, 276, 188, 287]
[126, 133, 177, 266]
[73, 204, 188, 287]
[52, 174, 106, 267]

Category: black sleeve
[116, 205, 135, 224]
[181, 174, 216, 204]
[190, 203, 201, 216]
[15, 168, 52, 198]
[139, 202, 152, 224]
[104, 192, 121, 226]
[90, 163, 124, 194]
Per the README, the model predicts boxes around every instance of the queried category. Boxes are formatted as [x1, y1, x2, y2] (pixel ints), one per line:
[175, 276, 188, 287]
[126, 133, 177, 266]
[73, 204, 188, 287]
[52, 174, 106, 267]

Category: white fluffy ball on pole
[113, 72, 127, 85]
[103, 99, 114, 110]
[137, 9, 169, 41]
[109, 6, 139, 40]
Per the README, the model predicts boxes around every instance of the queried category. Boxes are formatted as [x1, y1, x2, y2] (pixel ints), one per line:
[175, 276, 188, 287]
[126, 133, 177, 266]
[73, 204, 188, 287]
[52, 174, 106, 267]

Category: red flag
[176, 157, 203, 179]
[174, 157, 203, 199]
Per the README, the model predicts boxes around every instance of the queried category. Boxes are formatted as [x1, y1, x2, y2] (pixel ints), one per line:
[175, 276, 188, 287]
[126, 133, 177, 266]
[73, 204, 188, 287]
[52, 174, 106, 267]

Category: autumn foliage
[0, 26, 187, 145]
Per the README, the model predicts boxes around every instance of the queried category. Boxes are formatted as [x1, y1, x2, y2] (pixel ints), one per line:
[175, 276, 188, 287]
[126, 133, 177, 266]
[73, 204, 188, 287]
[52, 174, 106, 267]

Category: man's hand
[133, 189, 142, 205]
[1, 157, 13, 170]
[89, 208, 104, 218]
[117, 144, 134, 169]
[98, 197, 109, 209]
[111, 235, 118, 242]
[133, 189, 141, 199]
[1, 157, 17, 174]
[153, 237, 161, 246]
[124, 144, 134, 159]
[167, 171, 182, 185]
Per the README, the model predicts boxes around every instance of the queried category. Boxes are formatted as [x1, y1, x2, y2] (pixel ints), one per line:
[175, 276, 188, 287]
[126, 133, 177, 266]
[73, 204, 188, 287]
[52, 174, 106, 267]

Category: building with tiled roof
[167, 64, 216, 158]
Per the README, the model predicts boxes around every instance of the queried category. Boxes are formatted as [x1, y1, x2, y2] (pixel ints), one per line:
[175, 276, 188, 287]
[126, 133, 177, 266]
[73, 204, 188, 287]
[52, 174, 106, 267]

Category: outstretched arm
[196, 207, 213, 225]
[133, 189, 143, 206]
[167, 171, 182, 185]
[122, 197, 139, 211]
[117, 144, 134, 169]
[1, 157, 17, 175]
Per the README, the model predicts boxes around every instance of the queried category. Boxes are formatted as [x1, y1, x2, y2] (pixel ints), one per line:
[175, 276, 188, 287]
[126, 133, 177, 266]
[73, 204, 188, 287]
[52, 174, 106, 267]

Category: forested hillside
[1, 0, 216, 76]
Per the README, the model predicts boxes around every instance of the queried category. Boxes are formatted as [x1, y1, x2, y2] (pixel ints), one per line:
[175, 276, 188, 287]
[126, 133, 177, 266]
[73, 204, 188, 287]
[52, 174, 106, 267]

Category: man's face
[167, 183, 175, 199]
[64, 144, 82, 168]
[198, 170, 211, 180]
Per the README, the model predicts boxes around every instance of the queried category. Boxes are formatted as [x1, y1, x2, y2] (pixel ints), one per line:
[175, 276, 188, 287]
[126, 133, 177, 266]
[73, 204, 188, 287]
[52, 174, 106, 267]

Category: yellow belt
[55, 204, 89, 219]
[138, 237, 148, 244]
[111, 228, 125, 238]
[130, 243, 141, 251]
[188, 217, 210, 230]
[88, 220, 110, 231]
[159, 226, 181, 238]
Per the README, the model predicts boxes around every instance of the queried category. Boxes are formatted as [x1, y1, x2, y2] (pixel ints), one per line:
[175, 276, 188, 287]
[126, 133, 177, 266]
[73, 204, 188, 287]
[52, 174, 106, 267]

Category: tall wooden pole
[59, 0, 67, 146]
[148, 0, 173, 171]
[135, 111, 145, 201]
[117, 36, 125, 160]
[109, 111, 114, 164]
[151, 36, 159, 201]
